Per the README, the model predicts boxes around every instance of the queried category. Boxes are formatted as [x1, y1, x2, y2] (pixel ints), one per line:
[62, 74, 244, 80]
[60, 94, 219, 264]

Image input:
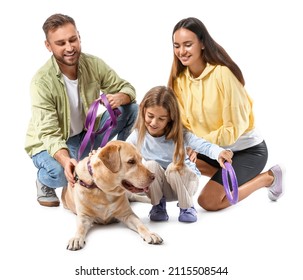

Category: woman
[168, 17, 284, 211]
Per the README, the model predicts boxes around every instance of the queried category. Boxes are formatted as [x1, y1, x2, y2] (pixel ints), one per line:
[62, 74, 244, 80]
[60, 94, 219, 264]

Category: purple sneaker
[268, 165, 285, 201]
[149, 197, 169, 221]
[178, 206, 197, 223]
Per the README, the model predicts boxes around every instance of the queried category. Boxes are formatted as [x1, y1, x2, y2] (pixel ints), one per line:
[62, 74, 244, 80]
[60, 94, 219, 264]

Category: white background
[1, 0, 302, 279]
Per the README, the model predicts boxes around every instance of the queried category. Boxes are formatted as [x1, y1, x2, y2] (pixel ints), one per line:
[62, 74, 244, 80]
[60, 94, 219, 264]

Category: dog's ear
[98, 144, 121, 173]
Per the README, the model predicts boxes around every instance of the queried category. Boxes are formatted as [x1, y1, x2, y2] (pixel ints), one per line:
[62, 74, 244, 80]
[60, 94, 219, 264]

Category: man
[25, 14, 138, 207]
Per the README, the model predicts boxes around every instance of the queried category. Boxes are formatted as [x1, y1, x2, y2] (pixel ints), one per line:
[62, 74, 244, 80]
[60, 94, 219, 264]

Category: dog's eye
[127, 159, 136, 165]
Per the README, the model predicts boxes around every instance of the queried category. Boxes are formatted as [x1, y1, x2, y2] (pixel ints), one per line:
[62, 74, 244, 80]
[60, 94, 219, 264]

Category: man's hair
[42, 13, 76, 39]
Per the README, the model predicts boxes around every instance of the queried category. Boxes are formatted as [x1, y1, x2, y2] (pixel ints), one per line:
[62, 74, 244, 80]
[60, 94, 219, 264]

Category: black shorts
[197, 140, 268, 186]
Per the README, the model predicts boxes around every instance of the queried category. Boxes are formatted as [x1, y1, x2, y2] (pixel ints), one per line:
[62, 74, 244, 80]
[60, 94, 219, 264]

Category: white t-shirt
[63, 75, 84, 137]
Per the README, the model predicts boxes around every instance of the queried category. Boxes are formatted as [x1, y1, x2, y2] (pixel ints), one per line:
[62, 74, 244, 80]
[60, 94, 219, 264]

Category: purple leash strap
[222, 162, 239, 205]
[77, 94, 121, 160]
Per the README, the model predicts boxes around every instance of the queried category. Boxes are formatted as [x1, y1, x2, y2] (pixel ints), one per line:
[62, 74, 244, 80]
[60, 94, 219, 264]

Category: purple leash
[77, 94, 121, 160]
[222, 162, 239, 205]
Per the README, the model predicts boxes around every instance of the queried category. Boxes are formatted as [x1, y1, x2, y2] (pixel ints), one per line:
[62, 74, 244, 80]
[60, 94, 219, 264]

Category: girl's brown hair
[134, 86, 185, 171]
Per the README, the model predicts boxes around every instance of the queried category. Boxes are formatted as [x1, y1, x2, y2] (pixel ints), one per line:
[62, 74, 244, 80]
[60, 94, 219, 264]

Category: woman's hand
[218, 150, 233, 168]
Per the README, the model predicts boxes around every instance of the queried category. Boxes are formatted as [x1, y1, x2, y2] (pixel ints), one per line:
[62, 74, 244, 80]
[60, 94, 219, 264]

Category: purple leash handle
[222, 162, 239, 205]
[98, 94, 121, 146]
[77, 96, 101, 160]
[77, 94, 121, 160]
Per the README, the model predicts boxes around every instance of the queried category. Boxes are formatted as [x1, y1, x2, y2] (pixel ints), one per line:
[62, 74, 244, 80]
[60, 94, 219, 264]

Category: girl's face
[173, 27, 204, 68]
[144, 106, 170, 137]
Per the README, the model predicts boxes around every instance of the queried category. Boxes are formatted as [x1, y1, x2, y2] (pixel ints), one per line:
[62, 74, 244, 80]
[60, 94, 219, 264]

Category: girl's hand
[218, 150, 233, 168]
[186, 147, 197, 163]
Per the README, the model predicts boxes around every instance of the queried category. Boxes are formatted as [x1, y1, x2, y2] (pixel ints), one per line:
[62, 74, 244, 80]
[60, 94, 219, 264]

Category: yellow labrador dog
[61, 140, 163, 250]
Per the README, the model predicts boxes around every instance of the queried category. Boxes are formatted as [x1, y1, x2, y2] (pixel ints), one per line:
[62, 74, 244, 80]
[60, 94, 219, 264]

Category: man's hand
[105, 93, 130, 109]
[64, 158, 77, 185]
[54, 149, 77, 185]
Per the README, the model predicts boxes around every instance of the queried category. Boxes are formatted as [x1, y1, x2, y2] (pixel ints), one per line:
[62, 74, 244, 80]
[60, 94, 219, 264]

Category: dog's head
[82, 140, 155, 195]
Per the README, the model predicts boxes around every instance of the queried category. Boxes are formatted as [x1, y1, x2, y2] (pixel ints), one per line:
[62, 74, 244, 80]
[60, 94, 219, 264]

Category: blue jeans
[32, 103, 138, 188]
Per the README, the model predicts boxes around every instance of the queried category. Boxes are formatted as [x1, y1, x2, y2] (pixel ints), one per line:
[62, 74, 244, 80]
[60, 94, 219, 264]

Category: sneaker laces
[180, 207, 196, 216]
[41, 185, 57, 197]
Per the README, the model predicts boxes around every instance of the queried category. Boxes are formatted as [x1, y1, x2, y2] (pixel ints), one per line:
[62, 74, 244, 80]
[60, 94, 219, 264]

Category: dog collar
[74, 158, 97, 189]
[87, 158, 93, 176]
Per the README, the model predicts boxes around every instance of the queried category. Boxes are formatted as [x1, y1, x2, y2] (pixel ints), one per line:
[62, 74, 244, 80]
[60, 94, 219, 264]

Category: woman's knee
[197, 193, 216, 211]
[197, 184, 223, 211]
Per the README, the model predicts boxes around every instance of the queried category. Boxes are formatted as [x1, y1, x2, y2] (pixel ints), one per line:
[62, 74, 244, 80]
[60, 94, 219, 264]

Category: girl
[126, 86, 232, 223]
[168, 17, 284, 211]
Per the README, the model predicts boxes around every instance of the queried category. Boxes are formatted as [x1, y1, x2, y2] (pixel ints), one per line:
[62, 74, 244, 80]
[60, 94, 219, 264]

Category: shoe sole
[149, 215, 169, 222]
[178, 219, 197, 223]
[37, 199, 60, 207]
[150, 218, 169, 222]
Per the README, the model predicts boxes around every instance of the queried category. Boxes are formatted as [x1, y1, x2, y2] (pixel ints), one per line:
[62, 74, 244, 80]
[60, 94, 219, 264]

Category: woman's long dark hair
[168, 17, 245, 88]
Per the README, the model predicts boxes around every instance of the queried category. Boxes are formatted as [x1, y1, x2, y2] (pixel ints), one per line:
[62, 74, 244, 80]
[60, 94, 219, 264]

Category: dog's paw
[134, 195, 151, 203]
[66, 237, 86, 251]
[127, 192, 151, 203]
[144, 233, 163, 245]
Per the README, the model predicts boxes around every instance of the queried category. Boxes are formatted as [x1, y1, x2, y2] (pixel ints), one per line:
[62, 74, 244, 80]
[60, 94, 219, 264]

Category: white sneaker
[36, 179, 60, 207]
[268, 165, 285, 201]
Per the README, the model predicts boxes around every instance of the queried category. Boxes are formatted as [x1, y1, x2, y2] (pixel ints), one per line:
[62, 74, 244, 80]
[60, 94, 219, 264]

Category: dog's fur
[61, 140, 163, 250]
